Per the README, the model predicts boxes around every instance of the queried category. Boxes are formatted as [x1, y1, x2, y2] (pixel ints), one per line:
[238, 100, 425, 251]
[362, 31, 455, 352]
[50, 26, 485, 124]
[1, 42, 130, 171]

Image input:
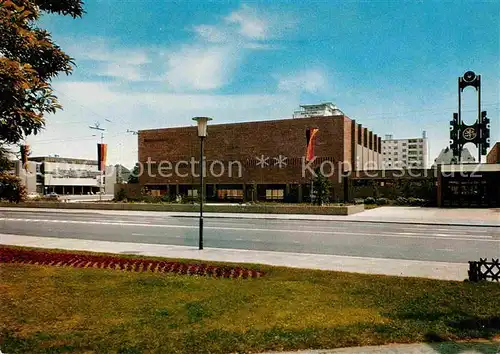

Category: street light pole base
[199, 217, 204, 250]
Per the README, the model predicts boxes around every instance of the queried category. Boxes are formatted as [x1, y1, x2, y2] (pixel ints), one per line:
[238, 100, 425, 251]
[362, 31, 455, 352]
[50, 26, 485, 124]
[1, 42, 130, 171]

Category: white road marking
[0, 218, 497, 242]
[436, 248, 455, 252]
[131, 233, 144, 236]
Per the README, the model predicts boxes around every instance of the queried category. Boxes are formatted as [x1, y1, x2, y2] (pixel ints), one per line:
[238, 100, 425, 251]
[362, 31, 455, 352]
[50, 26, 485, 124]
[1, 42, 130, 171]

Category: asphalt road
[0, 209, 498, 263]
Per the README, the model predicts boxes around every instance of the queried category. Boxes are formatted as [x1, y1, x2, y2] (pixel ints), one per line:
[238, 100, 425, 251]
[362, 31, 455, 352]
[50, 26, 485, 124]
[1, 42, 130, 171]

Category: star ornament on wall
[256, 155, 269, 168]
[274, 155, 288, 168]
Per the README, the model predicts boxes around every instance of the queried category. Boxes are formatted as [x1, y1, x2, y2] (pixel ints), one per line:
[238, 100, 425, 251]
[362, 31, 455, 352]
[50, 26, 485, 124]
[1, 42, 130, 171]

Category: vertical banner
[305, 128, 319, 162]
[97, 143, 107, 171]
[20, 144, 30, 170]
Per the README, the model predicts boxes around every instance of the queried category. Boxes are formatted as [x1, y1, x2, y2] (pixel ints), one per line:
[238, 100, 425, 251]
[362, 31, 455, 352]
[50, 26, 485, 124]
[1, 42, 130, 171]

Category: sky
[27, 0, 500, 169]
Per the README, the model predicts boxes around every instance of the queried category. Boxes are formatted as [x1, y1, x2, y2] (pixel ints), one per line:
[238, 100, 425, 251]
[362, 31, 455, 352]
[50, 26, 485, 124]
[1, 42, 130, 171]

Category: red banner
[305, 128, 319, 162]
[97, 143, 107, 171]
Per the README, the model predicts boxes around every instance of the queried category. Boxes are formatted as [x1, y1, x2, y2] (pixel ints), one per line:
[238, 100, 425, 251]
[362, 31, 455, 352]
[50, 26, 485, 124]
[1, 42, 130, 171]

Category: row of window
[387, 156, 423, 161]
[384, 144, 423, 149]
[384, 152, 423, 156]
[188, 188, 285, 200]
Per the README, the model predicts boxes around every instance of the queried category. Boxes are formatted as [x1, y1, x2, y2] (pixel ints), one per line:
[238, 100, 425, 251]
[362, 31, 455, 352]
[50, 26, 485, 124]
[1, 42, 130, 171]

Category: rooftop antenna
[89, 121, 106, 201]
[89, 121, 106, 143]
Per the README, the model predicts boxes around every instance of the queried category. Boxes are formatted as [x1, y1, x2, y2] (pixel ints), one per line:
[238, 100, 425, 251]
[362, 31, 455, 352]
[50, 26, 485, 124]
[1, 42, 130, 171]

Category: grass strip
[0, 246, 499, 353]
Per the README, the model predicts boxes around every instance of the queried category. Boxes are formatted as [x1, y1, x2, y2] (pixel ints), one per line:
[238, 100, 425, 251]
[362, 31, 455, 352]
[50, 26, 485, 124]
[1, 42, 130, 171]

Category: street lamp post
[192, 117, 212, 250]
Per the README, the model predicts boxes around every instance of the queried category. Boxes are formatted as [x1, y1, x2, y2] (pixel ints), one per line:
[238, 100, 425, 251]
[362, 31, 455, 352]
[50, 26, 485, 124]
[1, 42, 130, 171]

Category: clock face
[463, 127, 477, 141]
[463, 71, 476, 82]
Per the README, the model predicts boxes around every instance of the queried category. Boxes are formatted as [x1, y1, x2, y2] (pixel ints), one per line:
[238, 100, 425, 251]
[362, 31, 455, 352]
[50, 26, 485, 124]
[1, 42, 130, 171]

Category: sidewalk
[0, 234, 468, 281]
[263, 341, 500, 353]
[1, 206, 499, 227]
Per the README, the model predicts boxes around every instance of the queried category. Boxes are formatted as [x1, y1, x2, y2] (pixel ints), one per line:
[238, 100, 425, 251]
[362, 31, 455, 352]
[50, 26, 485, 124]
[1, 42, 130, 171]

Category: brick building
[138, 111, 382, 202]
[486, 142, 500, 164]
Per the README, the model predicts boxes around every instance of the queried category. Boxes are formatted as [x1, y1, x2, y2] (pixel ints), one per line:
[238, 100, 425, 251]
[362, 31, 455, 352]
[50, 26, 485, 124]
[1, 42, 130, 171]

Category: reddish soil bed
[0, 247, 264, 279]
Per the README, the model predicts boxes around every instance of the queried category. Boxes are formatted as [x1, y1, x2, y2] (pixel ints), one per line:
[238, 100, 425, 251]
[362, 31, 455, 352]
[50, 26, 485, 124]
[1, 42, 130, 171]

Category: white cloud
[277, 69, 329, 94]
[96, 62, 143, 81]
[63, 38, 150, 81]
[163, 45, 238, 90]
[193, 25, 229, 43]
[169, 4, 293, 91]
[225, 5, 268, 40]
[66, 38, 150, 66]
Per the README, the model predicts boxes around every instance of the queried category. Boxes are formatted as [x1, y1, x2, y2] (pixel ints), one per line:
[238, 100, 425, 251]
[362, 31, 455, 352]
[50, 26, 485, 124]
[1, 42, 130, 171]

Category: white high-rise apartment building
[381, 131, 429, 169]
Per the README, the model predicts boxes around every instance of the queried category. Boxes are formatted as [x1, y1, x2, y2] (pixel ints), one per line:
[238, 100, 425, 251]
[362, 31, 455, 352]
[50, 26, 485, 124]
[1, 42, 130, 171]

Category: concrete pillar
[175, 184, 180, 196]
[298, 184, 303, 203]
[62, 186, 65, 195]
[343, 177, 349, 203]
[285, 184, 290, 202]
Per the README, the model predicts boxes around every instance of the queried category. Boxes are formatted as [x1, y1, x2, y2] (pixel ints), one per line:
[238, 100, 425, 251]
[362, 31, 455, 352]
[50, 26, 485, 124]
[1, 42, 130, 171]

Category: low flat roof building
[16, 156, 117, 195]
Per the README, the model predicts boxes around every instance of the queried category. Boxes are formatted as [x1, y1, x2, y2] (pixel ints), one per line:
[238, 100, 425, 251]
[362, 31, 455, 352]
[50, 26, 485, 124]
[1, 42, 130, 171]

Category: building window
[187, 189, 198, 197]
[266, 189, 284, 200]
[402, 143, 407, 146]
[217, 189, 243, 200]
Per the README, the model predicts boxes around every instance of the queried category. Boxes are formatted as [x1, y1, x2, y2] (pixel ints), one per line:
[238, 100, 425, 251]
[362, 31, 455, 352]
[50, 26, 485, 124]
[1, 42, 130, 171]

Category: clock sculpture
[449, 71, 491, 163]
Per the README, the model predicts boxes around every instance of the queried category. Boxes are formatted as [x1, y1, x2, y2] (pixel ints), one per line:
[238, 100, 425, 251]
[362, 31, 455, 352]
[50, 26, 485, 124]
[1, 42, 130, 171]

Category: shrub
[364, 197, 376, 205]
[376, 197, 389, 205]
[408, 197, 426, 206]
[161, 193, 170, 203]
[0, 173, 26, 203]
[396, 196, 408, 205]
[115, 188, 127, 202]
[143, 196, 162, 203]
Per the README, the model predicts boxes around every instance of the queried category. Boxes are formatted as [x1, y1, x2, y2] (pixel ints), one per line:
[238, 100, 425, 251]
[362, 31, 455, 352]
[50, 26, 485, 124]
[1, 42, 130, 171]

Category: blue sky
[29, 0, 499, 168]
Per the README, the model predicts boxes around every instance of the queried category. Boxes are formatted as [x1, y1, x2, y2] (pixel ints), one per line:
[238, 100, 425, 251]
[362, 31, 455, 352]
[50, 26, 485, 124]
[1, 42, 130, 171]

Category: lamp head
[192, 117, 213, 137]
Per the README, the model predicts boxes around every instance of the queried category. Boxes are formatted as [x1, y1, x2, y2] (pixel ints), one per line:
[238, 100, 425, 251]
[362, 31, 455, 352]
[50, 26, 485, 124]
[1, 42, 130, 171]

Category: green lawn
[1, 251, 499, 354]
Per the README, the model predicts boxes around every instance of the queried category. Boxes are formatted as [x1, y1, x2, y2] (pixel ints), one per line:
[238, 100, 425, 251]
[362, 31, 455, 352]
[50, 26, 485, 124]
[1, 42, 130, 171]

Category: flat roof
[382, 137, 426, 142]
[440, 163, 500, 173]
[29, 156, 97, 164]
[138, 114, 350, 134]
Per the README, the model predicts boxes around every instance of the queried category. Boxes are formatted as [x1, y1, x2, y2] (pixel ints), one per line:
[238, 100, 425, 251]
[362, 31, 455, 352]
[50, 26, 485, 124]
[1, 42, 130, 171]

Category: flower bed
[0, 247, 264, 279]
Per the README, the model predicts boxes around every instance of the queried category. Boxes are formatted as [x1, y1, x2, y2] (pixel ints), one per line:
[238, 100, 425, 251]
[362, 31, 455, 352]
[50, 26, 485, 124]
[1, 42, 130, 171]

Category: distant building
[433, 147, 475, 166]
[381, 131, 429, 169]
[16, 156, 117, 195]
[293, 102, 344, 118]
[486, 142, 500, 164]
[114, 164, 131, 184]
